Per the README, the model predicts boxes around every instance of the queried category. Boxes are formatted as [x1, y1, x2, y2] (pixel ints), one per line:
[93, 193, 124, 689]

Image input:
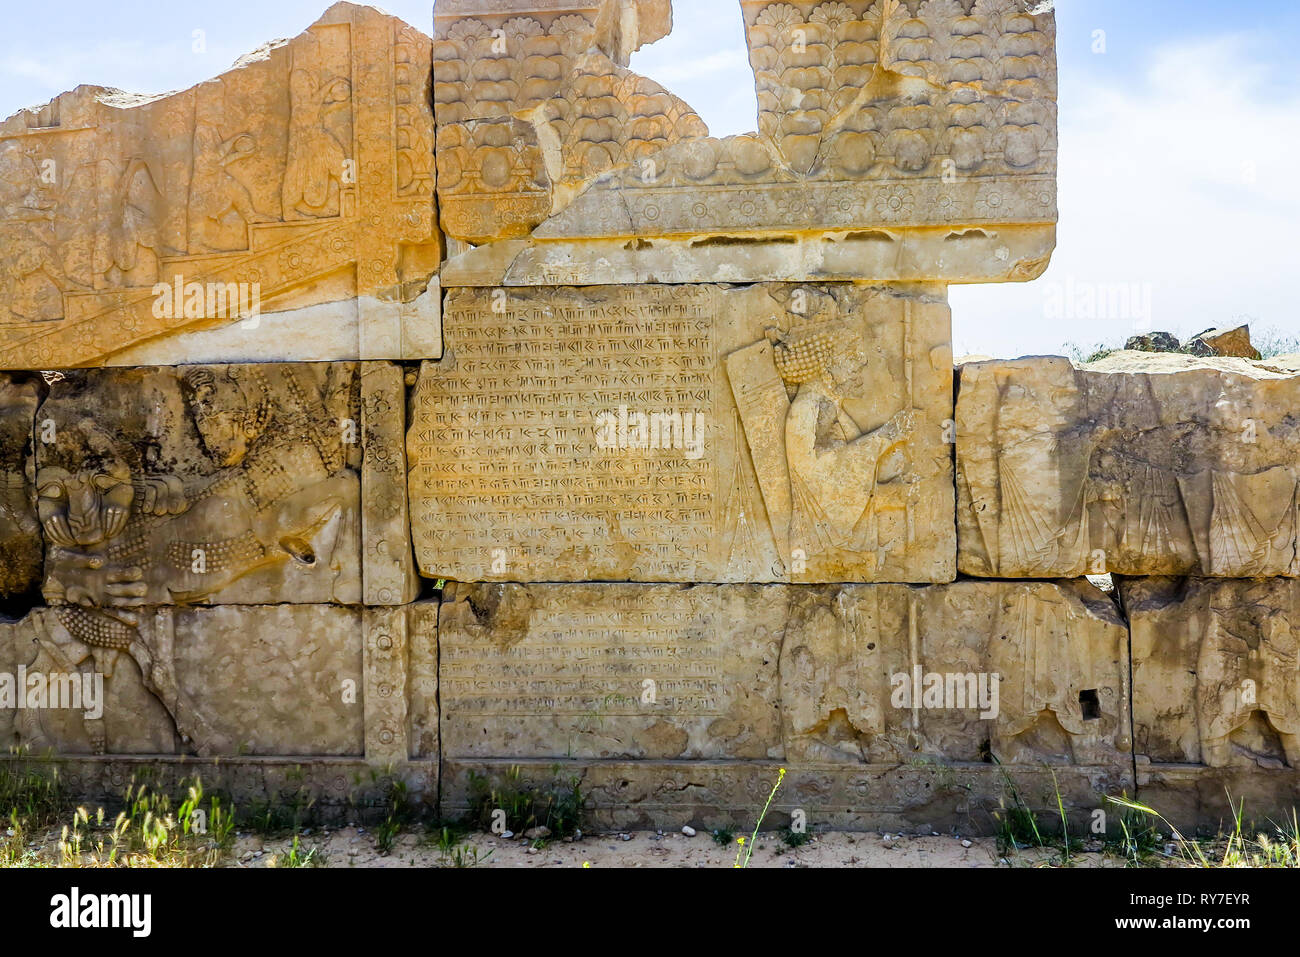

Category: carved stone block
[433, 0, 707, 244]
[782, 580, 1130, 767]
[1, 605, 363, 757]
[0, 374, 41, 598]
[361, 362, 420, 605]
[37, 363, 363, 606]
[0, 3, 440, 368]
[957, 353, 1300, 578]
[440, 583, 785, 760]
[436, 0, 1057, 285]
[442, 759, 1131, 834]
[1, 601, 439, 763]
[440, 579, 1132, 827]
[408, 283, 955, 583]
[439, 580, 1128, 764]
[1125, 577, 1300, 770]
[1124, 576, 1300, 831]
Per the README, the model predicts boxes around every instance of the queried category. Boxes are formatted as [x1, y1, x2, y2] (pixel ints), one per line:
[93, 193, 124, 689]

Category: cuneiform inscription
[410, 286, 719, 580]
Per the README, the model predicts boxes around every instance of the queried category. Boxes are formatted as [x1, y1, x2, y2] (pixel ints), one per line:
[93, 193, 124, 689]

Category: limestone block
[0, 605, 362, 757]
[0, 756, 436, 825]
[362, 603, 439, 765]
[0, 374, 41, 597]
[0, 3, 440, 368]
[782, 580, 1131, 767]
[361, 362, 421, 606]
[440, 579, 1132, 828]
[957, 353, 1300, 578]
[36, 363, 364, 606]
[439, 580, 1129, 765]
[106, 282, 443, 366]
[1123, 576, 1300, 831]
[408, 282, 955, 583]
[436, 0, 1058, 284]
[1124, 577, 1300, 770]
[432, 0, 709, 244]
[1, 601, 438, 762]
[1186, 324, 1261, 361]
[442, 759, 1131, 834]
[440, 583, 785, 760]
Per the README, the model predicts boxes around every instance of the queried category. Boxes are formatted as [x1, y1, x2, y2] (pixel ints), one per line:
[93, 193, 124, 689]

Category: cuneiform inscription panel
[439, 583, 783, 759]
[408, 283, 956, 583]
[412, 286, 717, 580]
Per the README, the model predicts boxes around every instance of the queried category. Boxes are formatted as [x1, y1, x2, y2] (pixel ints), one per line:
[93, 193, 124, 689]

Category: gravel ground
[226, 828, 1129, 869]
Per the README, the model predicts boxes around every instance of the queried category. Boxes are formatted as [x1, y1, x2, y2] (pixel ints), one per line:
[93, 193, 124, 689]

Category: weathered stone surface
[438, 0, 1058, 284]
[1124, 577, 1300, 770]
[1186, 324, 1261, 361]
[442, 758, 1129, 834]
[0, 374, 41, 598]
[439, 579, 1129, 764]
[408, 282, 955, 583]
[782, 579, 1130, 766]
[957, 353, 1300, 578]
[0, 755, 436, 824]
[441, 579, 1131, 828]
[440, 583, 785, 759]
[361, 362, 420, 605]
[1123, 577, 1300, 830]
[0, 3, 440, 368]
[363, 603, 440, 764]
[104, 282, 443, 366]
[37, 363, 363, 606]
[1, 605, 360, 756]
[433, 0, 708, 245]
[1, 601, 438, 761]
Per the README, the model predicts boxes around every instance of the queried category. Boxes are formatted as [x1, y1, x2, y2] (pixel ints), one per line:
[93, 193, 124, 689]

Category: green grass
[780, 826, 812, 849]
[1108, 793, 1300, 868]
[465, 765, 584, 839]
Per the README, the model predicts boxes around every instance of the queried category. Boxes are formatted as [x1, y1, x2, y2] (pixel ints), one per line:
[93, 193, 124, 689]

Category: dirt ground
[229, 828, 1131, 868]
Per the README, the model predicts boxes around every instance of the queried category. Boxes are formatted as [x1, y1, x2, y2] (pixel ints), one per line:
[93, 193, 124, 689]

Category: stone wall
[0, 0, 1290, 835]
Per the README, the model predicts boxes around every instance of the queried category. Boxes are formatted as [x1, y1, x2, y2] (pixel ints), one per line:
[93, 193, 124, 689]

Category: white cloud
[953, 32, 1300, 358]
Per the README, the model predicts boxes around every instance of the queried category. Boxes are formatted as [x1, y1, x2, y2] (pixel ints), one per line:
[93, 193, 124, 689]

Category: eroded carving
[957, 353, 1300, 578]
[1126, 577, 1300, 771]
[0, 3, 440, 367]
[0, 374, 41, 597]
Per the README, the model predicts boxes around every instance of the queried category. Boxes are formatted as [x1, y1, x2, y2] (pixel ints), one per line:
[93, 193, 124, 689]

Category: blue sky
[3, 1, 1298, 358]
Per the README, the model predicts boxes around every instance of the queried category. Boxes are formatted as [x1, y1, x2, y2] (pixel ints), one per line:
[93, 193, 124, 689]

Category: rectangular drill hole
[1079, 689, 1101, 721]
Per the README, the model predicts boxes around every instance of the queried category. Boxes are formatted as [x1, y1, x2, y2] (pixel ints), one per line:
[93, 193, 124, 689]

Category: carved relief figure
[780, 322, 913, 571]
[0, 143, 64, 322]
[32, 365, 361, 753]
[282, 56, 350, 221]
[1196, 605, 1300, 768]
[188, 88, 269, 253]
[105, 157, 163, 286]
[731, 317, 913, 578]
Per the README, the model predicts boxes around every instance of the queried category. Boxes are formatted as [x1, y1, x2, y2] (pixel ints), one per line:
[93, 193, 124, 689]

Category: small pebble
[681, 825, 696, 837]
[961, 840, 972, 848]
